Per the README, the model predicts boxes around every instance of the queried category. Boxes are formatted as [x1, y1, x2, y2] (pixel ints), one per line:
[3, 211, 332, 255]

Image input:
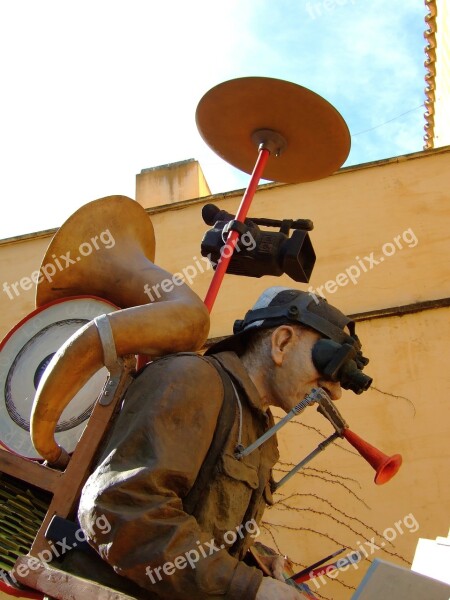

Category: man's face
[266, 325, 342, 412]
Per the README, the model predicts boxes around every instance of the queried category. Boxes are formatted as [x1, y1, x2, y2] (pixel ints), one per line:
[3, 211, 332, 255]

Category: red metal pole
[204, 147, 270, 312]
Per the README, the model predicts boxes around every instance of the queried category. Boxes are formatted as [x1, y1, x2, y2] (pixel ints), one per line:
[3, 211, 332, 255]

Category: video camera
[201, 204, 316, 282]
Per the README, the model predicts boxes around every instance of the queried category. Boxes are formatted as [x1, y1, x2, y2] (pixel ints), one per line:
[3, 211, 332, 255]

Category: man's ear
[270, 325, 297, 366]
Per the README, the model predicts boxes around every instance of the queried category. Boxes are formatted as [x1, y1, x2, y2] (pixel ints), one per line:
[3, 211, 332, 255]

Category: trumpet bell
[343, 428, 402, 485]
[30, 195, 210, 465]
[36, 195, 156, 309]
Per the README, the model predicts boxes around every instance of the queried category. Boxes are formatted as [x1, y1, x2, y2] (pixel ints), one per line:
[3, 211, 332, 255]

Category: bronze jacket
[76, 351, 280, 599]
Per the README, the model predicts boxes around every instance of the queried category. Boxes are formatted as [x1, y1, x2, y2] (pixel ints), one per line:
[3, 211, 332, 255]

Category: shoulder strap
[183, 356, 237, 515]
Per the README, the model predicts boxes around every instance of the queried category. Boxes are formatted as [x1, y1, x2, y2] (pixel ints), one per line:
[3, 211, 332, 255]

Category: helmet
[206, 287, 372, 394]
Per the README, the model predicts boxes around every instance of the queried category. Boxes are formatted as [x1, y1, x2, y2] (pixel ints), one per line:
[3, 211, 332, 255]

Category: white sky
[0, 0, 427, 240]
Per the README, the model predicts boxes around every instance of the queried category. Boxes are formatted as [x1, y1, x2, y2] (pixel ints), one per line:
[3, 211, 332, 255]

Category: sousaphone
[31, 195, 209, 465]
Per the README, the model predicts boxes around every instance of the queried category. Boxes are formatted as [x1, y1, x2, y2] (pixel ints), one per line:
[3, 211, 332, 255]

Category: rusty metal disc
[196, 76, 351, 184]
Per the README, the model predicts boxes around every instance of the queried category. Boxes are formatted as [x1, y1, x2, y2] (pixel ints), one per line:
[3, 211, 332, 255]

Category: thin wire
[230, 380, 243, 448]
[351, 104, 425, 136]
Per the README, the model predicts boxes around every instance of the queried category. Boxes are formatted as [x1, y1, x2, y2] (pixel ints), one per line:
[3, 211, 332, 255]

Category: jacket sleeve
[78, 354, 263, 599]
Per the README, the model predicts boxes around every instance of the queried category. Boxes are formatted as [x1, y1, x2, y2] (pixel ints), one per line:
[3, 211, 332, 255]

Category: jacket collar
[207, 351, 268, 416]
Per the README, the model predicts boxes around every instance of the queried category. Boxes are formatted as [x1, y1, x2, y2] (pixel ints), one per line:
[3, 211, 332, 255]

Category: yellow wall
[136, 158, 211, 209]
[0, 147, 449, 599]
[263, 307, 449, 598]
[0, 232, 54, 338]
[148, 147, 450, 337]
[2, 147, 449, 340]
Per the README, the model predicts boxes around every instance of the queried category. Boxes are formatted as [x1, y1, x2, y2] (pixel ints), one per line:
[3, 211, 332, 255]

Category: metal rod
[235, 388, 326, 459]
[272, 431, 341, 491]
[204, 147, 270, 312]
[250, 216, 313, 231]
[288, 547, 347, 584]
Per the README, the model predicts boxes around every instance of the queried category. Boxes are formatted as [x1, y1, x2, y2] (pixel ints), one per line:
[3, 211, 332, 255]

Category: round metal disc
[196, 77, 351, 184]
[0, 297, 117, 459]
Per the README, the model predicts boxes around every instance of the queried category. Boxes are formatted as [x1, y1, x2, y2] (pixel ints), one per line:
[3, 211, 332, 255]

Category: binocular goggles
[311, 339, 372, 394]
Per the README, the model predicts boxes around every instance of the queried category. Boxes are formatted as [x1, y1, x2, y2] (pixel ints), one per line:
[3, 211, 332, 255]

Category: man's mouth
[320, 385, 331, 397]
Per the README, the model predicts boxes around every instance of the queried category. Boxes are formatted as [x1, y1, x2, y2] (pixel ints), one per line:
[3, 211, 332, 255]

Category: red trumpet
[342, 428, 402, 485]
[273, 425, 402, 491]
[273, 389, 402, 490]
[251, 389, 403, 492]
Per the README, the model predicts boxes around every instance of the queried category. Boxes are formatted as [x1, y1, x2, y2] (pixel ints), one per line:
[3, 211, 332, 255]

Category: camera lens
[312, 340, 372, 394]
[340, 361, 373, 394]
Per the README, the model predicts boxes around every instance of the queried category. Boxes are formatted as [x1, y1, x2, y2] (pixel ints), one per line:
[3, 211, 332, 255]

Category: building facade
[1, 145, 449, 599]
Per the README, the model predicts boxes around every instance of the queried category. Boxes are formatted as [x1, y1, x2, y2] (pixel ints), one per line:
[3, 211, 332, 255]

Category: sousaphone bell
[31, 195, 210, 465]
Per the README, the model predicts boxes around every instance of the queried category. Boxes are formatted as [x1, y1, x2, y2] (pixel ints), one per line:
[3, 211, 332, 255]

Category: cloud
[0, 0, 429, 239]
[0, 0, 249, 237]
[244, 1, 427, 166]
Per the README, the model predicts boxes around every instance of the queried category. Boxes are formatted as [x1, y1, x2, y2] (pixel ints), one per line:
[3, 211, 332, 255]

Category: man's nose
[319, 380, 342, 401]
